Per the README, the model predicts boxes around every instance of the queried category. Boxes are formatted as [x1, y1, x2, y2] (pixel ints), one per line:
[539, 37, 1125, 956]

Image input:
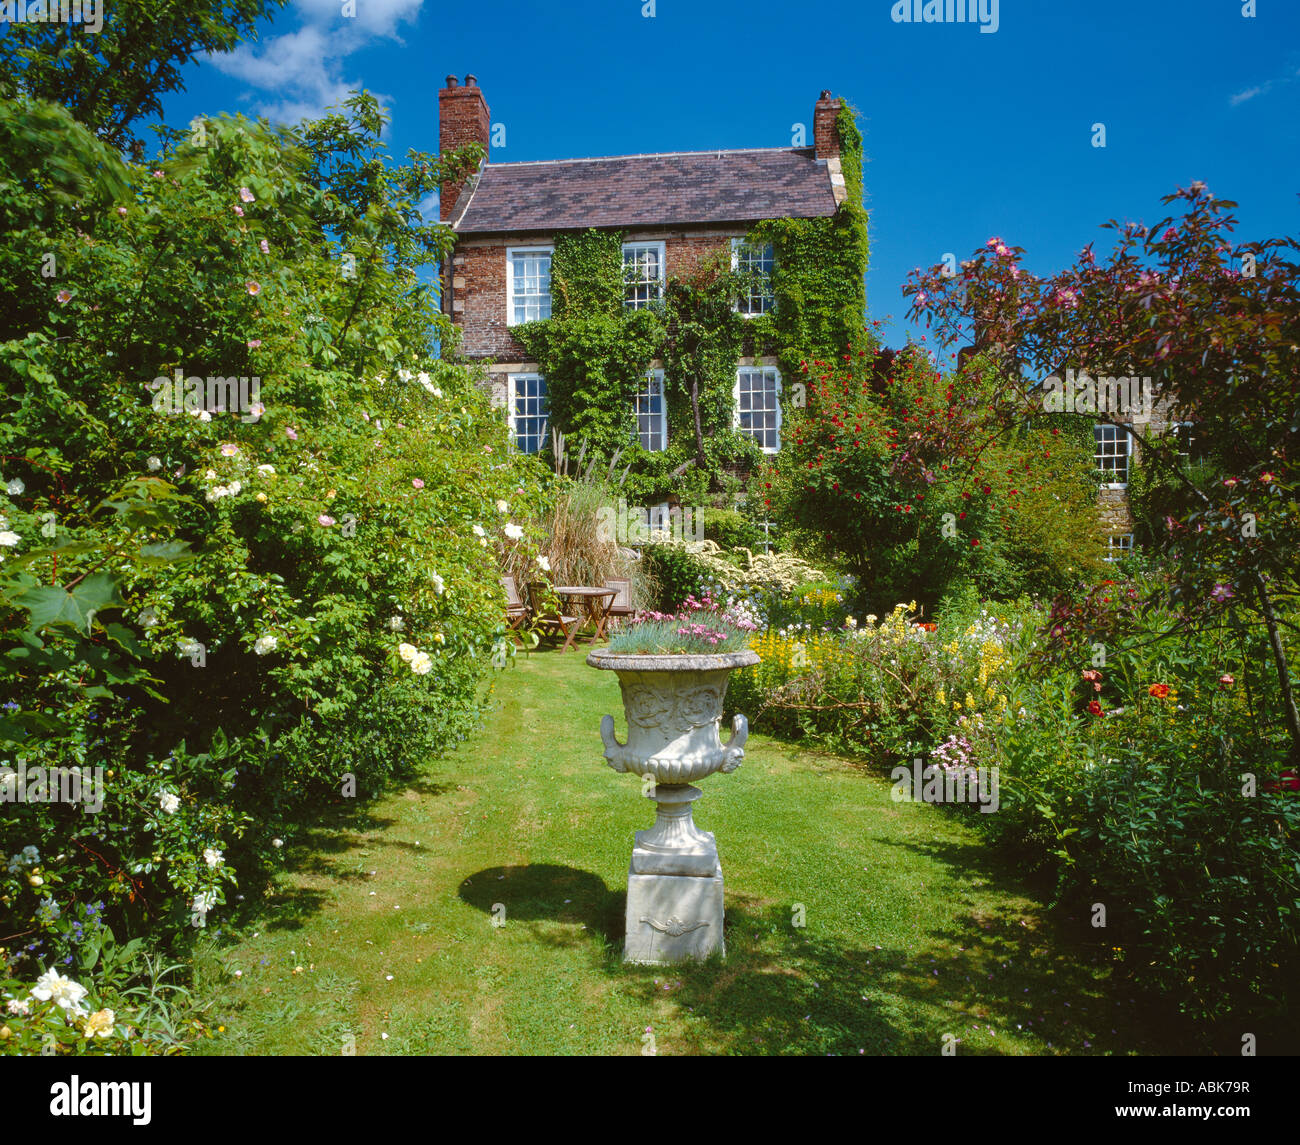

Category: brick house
[437, 74, 852, 459]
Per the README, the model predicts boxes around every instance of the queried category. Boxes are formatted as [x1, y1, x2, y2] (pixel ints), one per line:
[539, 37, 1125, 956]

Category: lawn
[190, 646, 1192, 1056]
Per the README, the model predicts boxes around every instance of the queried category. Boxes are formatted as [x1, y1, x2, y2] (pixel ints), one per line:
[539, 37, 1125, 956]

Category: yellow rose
[256, 492, 267, 503]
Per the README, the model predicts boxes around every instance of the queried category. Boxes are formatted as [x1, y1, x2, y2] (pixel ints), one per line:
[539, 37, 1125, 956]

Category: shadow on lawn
[452, 858, 1185, 1055]
[458, 863, 625, 945]
[618, 895, 1201, 1057]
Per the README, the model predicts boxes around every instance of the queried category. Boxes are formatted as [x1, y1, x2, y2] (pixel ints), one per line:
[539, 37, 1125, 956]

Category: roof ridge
[479, 147, 819, 169]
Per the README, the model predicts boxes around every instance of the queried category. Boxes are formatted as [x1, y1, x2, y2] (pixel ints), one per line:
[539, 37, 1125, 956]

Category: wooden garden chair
[602, 577, 635, 634]
[501, 576, 530, 644]
[527, 581, 580, 652]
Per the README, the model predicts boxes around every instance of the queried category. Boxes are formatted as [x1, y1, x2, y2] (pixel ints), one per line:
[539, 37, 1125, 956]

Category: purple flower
[1210, 583, 1234, 603]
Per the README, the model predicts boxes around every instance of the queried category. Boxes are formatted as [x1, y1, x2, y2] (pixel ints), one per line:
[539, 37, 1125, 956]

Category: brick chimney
[439, 74, 490, 221]
[813, 90, 842, 159]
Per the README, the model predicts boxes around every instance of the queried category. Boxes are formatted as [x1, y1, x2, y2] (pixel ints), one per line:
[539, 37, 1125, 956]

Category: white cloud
[295, 0, 423, 37]
[1229, 85, 1262, 106]
[208, 0, 423, 126]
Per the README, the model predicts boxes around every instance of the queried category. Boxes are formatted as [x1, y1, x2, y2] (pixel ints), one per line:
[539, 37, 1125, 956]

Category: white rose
[503, 523, 523, 541]
[0, 531, 19, 548]
[431, 573, 445, 595]
[159, 791, 180, 815]
[6, 479, 24, 496]
[536, 555, 551, 571]
[203, 847, 223, 869]
[472, 525, 485, 537]
[147, 456, 161, 471]
[253, 634, 277, 655]
[397, 642, 417, 662]
[30, 970, 88, 1015]
[409, 652, 433, 675]
[496, 500, 509, 513]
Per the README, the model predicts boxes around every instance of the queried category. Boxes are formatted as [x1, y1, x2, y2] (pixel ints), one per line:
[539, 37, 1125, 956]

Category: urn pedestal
[587, 648, 759, 965]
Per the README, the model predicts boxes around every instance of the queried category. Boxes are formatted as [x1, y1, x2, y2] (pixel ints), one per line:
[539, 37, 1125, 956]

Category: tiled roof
[450, 148, 839, 234]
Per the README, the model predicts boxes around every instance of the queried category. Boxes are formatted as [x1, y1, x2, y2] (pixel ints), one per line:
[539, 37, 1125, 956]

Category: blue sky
[160, 0, 1300, 354]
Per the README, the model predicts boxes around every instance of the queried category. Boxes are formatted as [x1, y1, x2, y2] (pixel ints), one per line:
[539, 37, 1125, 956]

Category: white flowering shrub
[0, 95, 544, 1000]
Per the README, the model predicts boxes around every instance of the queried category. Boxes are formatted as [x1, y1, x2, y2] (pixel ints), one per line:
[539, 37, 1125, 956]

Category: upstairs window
[735, 366, 782, 453]
[731, 239, 775, 316]
[633, 369, 667, 451]
[509, 373, 548, 453]
[623, 242, 665, 310]
[1095, 423, 1131, 486]
[506, 247, 552, 325]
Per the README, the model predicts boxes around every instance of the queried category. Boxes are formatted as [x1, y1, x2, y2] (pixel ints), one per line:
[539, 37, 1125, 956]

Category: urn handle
[600, 714, 632, 773]
[720, 713, 749, 772]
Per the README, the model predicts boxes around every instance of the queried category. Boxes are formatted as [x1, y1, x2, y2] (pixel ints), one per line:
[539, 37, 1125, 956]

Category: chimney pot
[820, 90, 832, 100]
[445, 75, 459, 88]
[465, 74, 478, 87]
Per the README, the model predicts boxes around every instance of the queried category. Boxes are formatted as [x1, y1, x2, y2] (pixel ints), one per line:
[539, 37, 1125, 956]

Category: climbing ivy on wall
[514, 229, 663, 459]
[512, 99, 869, 503]
[747, 103, 870, 379]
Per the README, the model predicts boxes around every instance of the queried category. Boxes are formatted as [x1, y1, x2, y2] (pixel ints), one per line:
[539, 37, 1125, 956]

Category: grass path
[193, 648, 1187, 1056]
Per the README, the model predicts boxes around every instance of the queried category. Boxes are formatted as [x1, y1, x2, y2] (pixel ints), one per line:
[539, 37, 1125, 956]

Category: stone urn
[586, 647, 760, 965]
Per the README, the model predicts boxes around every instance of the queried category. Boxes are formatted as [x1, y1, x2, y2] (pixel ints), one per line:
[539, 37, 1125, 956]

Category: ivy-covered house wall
[439, 84, 868, 508]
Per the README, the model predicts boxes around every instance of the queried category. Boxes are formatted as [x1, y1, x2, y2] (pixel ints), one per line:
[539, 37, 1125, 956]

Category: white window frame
[1105, 534, 1134, 563]
[633, 369, 668, 452]
[507, 373, 548, 454]
[505, 246, 553, 327]
[731, 238, 776, 317]
[1094, 423, 1131, 488]
[734, 365, 783, 453]
[622, 241, 666, 310]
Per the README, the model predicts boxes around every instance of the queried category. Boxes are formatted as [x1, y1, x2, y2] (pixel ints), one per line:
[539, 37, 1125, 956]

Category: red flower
[1087, 701, 1103, 716]
[1148, 684, 1170, 698]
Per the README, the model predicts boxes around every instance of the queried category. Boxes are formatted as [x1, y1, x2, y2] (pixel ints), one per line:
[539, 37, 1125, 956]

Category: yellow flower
[255, 492, 267, 503]
[964, 692, 976, 710]
[84, 1009, 115, 1039]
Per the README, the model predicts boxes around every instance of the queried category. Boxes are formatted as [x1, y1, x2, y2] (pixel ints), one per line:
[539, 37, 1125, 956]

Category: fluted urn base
[632, 784, 717, 876]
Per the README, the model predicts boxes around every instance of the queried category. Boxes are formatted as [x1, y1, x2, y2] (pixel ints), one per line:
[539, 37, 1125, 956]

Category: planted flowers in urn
[587, 594, 759, 964]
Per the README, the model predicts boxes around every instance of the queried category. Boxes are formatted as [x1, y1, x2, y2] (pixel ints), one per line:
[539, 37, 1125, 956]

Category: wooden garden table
[552, 586, 617, 643]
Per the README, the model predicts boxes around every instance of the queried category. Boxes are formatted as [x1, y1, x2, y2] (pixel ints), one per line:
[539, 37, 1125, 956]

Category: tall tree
[0, 0, 286, 150]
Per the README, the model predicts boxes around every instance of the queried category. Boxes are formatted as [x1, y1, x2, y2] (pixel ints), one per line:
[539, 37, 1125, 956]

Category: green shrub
[0, 95, 540, 991]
